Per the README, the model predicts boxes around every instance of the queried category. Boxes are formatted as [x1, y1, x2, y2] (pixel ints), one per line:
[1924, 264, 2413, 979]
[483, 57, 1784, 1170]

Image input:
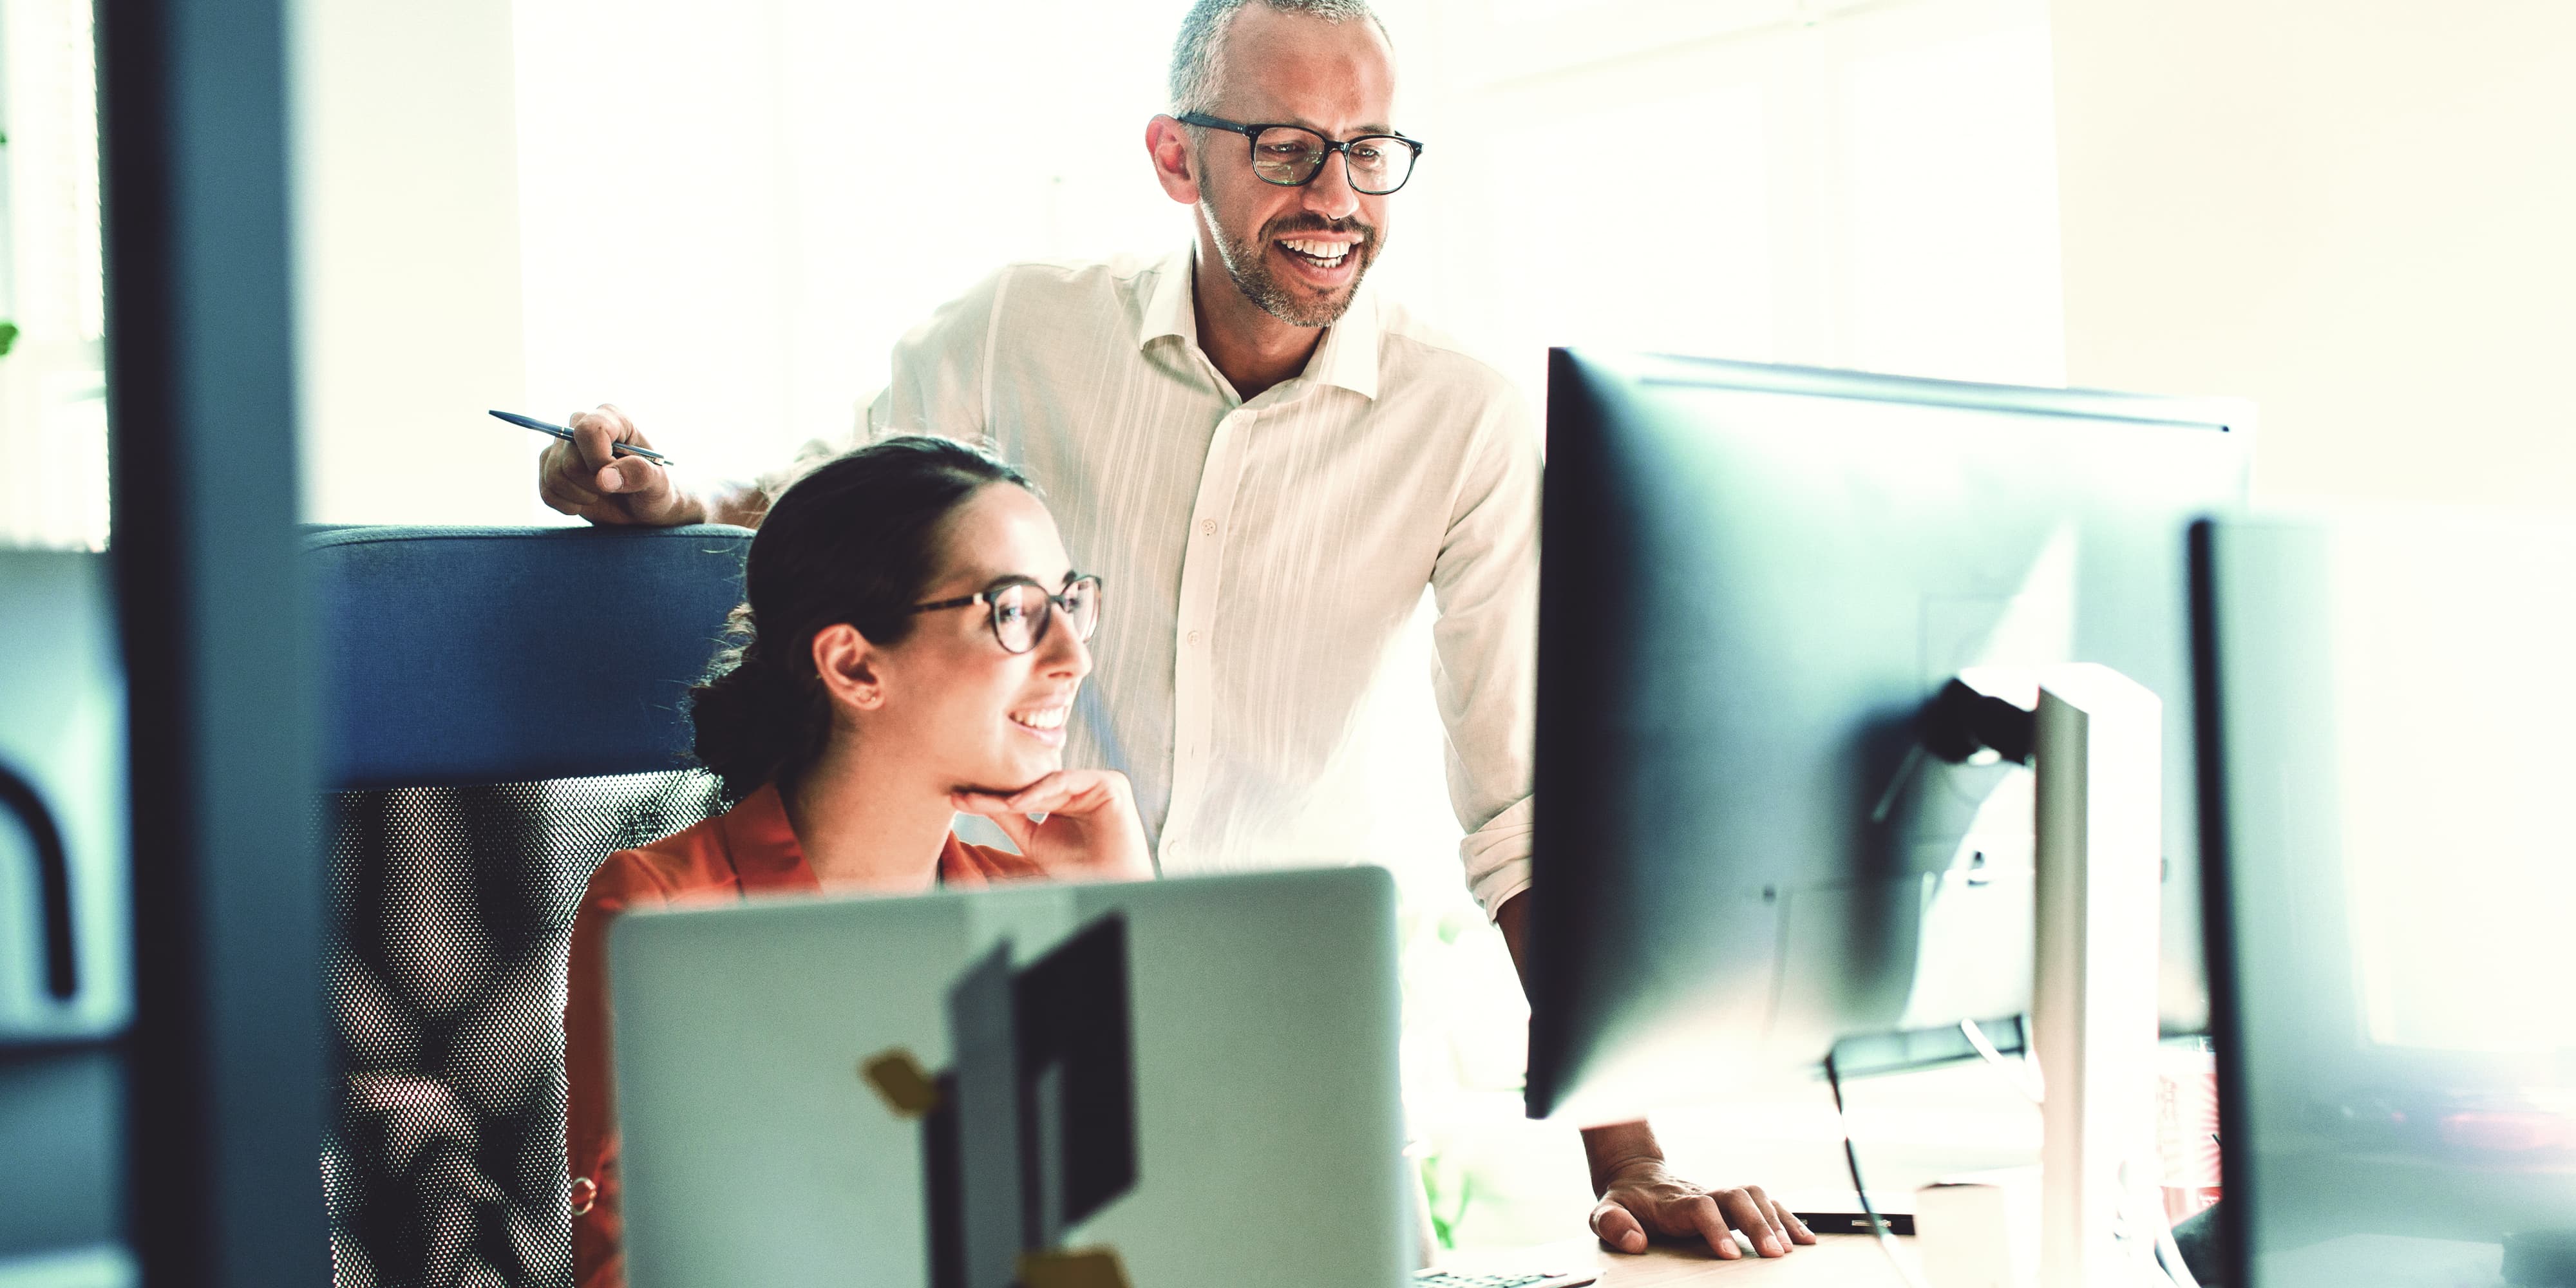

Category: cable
[2154, 1218, 2202, 1288]
[1948, 1023, 2193, 1288]
[1959, 1018, 2045, 1105]
[1824, 1050, 1934, 1288]
[2119, 1158, 2202, 1288]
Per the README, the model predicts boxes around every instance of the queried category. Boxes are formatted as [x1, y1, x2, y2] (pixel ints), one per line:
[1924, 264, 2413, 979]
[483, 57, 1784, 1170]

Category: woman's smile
[1007, 699, 1072, 746]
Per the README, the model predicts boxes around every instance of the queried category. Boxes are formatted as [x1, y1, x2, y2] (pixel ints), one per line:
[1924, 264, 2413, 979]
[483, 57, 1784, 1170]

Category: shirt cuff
[1461, 795, 1535, 920]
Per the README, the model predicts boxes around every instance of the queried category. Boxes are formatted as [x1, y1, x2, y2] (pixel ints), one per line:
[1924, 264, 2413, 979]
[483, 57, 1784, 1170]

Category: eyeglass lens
[1251, 126, 1414, 194]
[990, 577, 1101, 653]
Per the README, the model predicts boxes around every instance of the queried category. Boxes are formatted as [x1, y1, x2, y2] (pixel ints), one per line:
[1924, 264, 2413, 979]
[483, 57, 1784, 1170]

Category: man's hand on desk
[1492, 896, 1815, 1263]
[1585, 1135, 1815, 1261]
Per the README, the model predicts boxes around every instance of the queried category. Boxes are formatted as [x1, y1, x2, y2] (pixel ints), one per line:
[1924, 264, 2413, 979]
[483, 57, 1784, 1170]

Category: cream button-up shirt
[862, 246, 1539, 916]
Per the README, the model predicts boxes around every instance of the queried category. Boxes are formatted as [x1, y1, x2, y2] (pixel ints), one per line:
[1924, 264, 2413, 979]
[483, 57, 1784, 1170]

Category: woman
[564, 435, 1149, 1288]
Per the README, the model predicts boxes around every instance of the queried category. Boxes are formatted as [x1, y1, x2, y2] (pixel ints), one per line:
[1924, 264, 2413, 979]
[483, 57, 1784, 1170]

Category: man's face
[1193, 6, 1399, 328]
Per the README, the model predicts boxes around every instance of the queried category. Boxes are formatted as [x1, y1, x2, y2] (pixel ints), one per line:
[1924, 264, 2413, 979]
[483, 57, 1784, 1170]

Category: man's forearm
[697, 478, 771, 529]
[1494, 889, 1533, 978]
[1493, 892, 1669, 1189]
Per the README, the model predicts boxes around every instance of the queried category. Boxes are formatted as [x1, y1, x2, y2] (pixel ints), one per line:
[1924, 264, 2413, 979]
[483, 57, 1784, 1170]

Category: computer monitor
[1525, 351, 2251, 1123]
[2193, 513, 2576, 1285]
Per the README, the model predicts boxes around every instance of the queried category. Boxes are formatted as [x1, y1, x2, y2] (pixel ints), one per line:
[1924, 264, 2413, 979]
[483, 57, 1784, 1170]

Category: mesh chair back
[307, 526, 752, 1288]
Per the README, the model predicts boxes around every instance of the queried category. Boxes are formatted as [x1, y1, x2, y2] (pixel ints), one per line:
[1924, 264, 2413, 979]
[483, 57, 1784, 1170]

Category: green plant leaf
[0, 321, 19, 357]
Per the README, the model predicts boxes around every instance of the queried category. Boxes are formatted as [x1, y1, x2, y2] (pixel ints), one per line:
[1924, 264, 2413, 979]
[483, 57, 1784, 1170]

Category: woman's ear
[811, 623, 886, 711]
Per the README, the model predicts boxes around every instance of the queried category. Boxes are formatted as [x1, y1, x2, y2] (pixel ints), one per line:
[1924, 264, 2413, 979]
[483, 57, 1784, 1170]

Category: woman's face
[866, 483, 1092, 793]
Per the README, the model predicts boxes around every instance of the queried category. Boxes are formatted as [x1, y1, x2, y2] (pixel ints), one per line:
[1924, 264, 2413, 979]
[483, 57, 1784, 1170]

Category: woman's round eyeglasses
[1176, 112, 1423, 196]
[911, 574, 1103, 655]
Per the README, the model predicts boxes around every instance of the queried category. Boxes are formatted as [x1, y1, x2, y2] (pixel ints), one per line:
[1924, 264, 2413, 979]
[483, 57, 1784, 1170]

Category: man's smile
[1272, 232, 1363, 289]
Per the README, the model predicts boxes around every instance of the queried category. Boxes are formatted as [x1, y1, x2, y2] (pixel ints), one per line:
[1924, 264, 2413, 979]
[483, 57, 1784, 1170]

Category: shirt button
[1187, 630, 1203, 645]
[1200, 519, 1217, 536]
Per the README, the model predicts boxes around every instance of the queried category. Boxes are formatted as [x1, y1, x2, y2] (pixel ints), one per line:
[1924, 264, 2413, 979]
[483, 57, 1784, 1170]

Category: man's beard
[1201, 200, 1381, 328]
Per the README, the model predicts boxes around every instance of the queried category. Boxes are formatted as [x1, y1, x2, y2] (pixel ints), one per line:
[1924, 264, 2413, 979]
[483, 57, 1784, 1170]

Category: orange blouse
[563, 783, 1039, 1288]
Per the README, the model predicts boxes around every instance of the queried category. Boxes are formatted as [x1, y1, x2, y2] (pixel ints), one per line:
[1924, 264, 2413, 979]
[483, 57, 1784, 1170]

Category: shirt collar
[1305, 278, 1381, 401]
[1138, 244, 1198, 350]
[715, 782, 822, 895]
[1137, 242, 1381, 402]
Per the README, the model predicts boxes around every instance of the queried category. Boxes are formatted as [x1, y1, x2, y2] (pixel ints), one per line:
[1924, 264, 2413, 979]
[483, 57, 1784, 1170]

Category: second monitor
[1526, 352, 2251, 1122]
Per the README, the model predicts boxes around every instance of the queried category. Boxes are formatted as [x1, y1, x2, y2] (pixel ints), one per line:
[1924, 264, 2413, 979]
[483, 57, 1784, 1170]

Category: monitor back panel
[1531, 352, 2251, 1120]
[609, 865, 1409, 1288]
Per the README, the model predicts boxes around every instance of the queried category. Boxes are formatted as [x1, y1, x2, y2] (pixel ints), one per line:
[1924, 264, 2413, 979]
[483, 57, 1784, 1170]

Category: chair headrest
[306, 525, 753, 790]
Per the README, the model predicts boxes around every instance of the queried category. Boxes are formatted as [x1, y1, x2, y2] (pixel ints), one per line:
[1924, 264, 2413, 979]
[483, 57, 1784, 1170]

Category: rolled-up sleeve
[1431, 392, 1542, 918]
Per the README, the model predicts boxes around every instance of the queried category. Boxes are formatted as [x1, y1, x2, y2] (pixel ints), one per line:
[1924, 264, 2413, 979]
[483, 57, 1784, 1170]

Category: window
[0, 0, 109, 551]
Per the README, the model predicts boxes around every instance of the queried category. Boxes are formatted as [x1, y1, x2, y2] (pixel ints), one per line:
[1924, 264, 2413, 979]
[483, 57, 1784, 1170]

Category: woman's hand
[950, 770, 1152, 882]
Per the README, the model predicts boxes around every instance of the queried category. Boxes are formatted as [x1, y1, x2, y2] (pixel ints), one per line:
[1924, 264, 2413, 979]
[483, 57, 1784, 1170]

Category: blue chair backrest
[312, 525, 757, 789]
[307, 525, 752, 1288]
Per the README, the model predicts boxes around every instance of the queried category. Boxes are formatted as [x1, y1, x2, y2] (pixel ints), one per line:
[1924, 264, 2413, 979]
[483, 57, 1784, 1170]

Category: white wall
[1403, 0, 2066, 399]
[509, 0, 1195, 491]
[0, 0, 109, 549]
[2050, 0, 2576, 509]
[292, 0, 533, 525]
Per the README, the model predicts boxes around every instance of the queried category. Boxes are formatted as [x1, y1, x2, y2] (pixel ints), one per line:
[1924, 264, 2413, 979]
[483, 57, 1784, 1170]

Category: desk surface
[1443, 1234, 1905, 1285]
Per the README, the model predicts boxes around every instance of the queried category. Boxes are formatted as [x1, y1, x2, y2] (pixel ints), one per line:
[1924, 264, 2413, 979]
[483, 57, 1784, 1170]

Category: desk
[1443, 1234, 1908, 1285]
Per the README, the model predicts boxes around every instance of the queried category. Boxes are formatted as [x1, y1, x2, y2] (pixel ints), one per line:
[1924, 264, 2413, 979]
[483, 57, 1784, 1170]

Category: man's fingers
[539, 470, 600, 516]
[567, 408, 630, 472]
[1589, 1200, 1649, 1255]
[541, 457, 598, 502]
[1774, 1200, 1816, 1244]
[1715, 1188, 1786, 1257]
[542, 406, 692, 527]
[538, 439, 599, 509]
[1672, 1196, 1743, 1260]
[596, 454, 667, 498]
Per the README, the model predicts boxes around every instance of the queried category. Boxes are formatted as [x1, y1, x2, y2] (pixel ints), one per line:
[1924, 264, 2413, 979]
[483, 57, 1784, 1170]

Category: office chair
[308, 525, 752, 1288]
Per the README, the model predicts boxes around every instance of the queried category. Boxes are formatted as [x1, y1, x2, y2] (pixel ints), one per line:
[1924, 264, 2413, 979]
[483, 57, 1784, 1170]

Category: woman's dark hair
[690, 435, 1032, 798]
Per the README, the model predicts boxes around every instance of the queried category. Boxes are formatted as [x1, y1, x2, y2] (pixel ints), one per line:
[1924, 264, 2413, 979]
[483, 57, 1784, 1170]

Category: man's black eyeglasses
[1175, 112, 1423, 195]
[911, 574, 1103, 655]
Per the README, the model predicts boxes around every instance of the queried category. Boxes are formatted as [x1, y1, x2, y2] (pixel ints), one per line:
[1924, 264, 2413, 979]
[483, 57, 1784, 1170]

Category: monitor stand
[2027, 666, 2168, 1286]
[1935, 665, 2169, 1285]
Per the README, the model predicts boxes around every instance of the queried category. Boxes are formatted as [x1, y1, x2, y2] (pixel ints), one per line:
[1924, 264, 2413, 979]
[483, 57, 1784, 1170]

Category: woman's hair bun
[687, 609, 819, 795]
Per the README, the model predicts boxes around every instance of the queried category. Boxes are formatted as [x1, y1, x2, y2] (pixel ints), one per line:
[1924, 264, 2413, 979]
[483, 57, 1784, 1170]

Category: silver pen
[489, 409, 676, 467]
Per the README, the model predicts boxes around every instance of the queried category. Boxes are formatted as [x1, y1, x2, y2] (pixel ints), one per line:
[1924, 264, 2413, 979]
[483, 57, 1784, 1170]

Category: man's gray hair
[1169, 0, 1389, 117]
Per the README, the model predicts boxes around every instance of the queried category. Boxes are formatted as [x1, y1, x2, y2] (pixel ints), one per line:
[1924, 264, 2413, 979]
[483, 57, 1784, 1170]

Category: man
[536, 0, 1815, 1262]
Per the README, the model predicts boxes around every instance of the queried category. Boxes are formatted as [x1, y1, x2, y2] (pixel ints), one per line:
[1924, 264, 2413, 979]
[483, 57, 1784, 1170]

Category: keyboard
[1412, 1271, 1600, 1288]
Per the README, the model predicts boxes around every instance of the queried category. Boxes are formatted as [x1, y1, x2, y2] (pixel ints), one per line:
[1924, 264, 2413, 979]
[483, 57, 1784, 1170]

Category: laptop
[609, 864, 1415, 1287]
